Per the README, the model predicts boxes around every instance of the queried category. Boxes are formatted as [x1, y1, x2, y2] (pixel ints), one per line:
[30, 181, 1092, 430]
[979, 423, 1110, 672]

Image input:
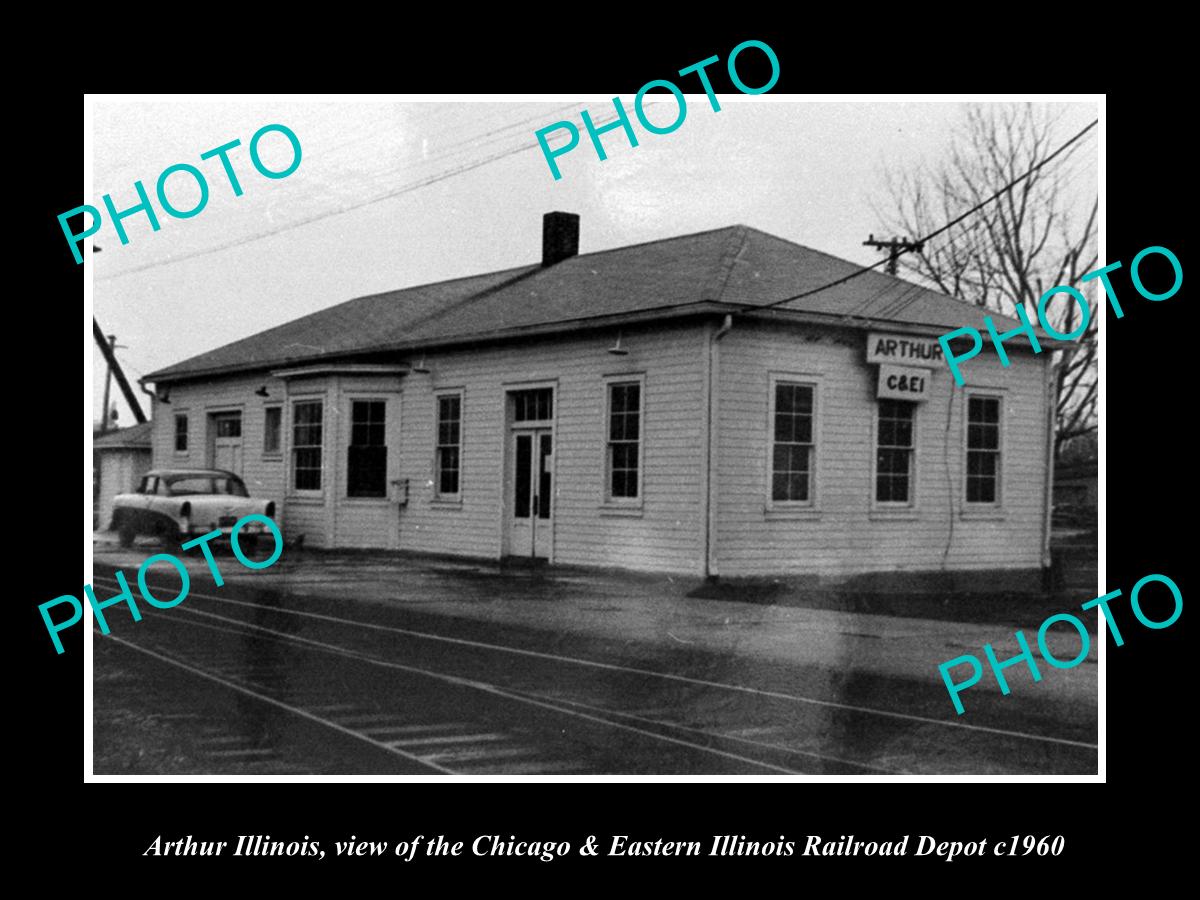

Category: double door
[508, 427, 553, 559]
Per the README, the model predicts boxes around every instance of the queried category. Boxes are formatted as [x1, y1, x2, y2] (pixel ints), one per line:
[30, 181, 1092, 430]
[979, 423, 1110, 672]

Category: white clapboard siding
[397, 324, 707, 573]
[329, 375, 404, 550]
[151, 316, 1051, 579]
[714, 321, 1051, 577]
[151, 324, 709, 573]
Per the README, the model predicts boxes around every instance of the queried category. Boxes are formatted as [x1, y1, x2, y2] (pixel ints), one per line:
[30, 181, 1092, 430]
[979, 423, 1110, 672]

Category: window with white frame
[771, 381, 815, 503]
[435, 393, 462, 497]
[263, 406, 282, 456]
[966, 394, 1001, 504]
[174, 414, 188, 453]
[512, 387, 553, 422]
[606, 380, 642, 500]
[292, 400, 323, 491]
[876, 399, 916, 504]
[348, 400, 387, 498]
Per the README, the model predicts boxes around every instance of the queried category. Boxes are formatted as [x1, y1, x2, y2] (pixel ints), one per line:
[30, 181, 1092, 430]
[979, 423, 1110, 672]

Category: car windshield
[166, 475, 249, 497]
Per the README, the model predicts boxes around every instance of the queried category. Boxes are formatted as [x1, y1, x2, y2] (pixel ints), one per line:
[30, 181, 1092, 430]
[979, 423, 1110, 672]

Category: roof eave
[736, 305, 1073, 351]
[143, 302, 734, 384]
[144, 300, 1069, 385]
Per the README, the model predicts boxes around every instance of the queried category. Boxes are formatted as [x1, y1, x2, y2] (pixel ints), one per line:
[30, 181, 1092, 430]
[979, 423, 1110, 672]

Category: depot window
[174, 414, 188, 453]
[292, 400, 323, 492]
[966, 394, 1001, 504]
[513, 387, 553, 422]
[876, 399, 916, 504]
[348, 400, 387, 498]
[263, 406, 282, 456]
[770, 380, 816, 504]
[606, 379, 643, 501]
[435, 392, 462, 498]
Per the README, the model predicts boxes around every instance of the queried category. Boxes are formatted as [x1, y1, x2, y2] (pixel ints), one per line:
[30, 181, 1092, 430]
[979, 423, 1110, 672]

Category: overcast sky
[89, 97, 1097, 427]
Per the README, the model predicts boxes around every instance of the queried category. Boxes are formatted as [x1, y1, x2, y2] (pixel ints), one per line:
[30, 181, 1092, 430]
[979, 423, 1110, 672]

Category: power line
[882, 124, 1097, 321]
[97, 106, 624, 282]
[97, 138, 545, 281]
[844, 276, 920, 319]
[422, 103, 582, 159]
[318, 103, 581, 183]
[316, 103, 595, 192]
[873, 280, 930, 320]
[739, 118, 1099, 318]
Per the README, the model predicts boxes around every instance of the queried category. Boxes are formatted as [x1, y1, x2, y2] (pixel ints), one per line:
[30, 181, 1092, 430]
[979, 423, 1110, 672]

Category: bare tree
[874, 103, 1097, 457]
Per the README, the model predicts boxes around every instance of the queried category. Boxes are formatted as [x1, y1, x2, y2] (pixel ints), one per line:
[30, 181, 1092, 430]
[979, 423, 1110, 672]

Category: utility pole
[91, 245, 146, 430]
[863, 234, 924, 276]
[92, 318, 146, 426]
[101, 334, 119, 433]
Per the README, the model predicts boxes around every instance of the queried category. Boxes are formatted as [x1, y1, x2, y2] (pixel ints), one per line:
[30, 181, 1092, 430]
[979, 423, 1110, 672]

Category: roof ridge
[393, 265, 547, 335]
[566, 223, 739, 263]
[146, 262, 541, 380]
[321, 261, 538, 307]
[703, 225, 749, 302]
[147, 222, 1044, 384]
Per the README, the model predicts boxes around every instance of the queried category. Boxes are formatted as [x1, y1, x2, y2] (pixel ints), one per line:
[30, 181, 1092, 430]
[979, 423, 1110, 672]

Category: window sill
[764, 506, 821, 521]
[599, 504, 644, 517]
[869, 508, 921, 521]
[960, 508, 1006, 521]
[430, 497, 463, 508]
[345, 496, 390, 503]
[262, 453, 283, 461]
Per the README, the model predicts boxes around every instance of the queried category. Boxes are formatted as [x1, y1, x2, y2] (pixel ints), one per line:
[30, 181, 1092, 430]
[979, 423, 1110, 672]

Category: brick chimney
[542, 211, 580, 267]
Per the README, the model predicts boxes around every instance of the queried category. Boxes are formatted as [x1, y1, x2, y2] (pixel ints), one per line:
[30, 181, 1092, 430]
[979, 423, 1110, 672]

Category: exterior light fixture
[607, 332, 629, 356]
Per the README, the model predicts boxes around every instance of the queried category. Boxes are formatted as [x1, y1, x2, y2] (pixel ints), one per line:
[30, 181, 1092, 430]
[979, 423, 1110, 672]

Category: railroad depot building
[144, 213, 1059, 584]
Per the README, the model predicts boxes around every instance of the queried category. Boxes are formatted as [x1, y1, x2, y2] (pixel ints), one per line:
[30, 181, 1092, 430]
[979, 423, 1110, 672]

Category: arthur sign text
[865, 333, 944, 366]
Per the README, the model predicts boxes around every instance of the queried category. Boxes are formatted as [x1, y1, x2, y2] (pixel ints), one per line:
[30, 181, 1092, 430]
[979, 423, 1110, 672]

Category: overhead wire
[418, 103, 583, 159]
[880, 124, 1098, 321]
[737, 118, 1099, 319]
[315, 100, 656, 191]
[95, 108, 1095, 314]
[97, 104, 628, 282]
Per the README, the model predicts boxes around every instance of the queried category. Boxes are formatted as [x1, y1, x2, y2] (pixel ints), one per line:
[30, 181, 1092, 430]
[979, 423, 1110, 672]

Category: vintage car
[111, 468, 277, 549]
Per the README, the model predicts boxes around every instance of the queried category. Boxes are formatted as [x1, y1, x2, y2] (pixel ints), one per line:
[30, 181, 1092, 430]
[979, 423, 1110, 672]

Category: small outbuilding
[93, 421, 153, 531]
[143, 213, 1060, 585]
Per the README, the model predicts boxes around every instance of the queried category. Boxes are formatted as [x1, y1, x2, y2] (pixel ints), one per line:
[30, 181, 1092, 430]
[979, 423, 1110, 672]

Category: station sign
[866, 332, 943, 366]
[878, 364, 931, 401]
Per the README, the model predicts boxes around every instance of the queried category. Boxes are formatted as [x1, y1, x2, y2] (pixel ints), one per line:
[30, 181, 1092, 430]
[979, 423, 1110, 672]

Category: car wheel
[154, 520, 185, 547]
[118, 520, 136, 548]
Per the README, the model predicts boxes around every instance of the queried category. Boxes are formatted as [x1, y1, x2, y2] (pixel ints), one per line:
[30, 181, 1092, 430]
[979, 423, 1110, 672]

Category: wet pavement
[90, 534, 1099, 776]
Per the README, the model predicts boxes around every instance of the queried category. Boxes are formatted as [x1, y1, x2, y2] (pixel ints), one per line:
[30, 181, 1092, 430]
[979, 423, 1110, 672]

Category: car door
[146, 476, 175, 526]
[128, 475, 158, 530]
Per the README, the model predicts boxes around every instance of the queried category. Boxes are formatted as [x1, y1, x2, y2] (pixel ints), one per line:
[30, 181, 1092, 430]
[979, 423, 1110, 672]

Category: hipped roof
[147, 225, 1051, 383]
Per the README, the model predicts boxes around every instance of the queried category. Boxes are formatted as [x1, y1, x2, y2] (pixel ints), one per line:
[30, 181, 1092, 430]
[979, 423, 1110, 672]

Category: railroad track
[90, 574, 1097, 776]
